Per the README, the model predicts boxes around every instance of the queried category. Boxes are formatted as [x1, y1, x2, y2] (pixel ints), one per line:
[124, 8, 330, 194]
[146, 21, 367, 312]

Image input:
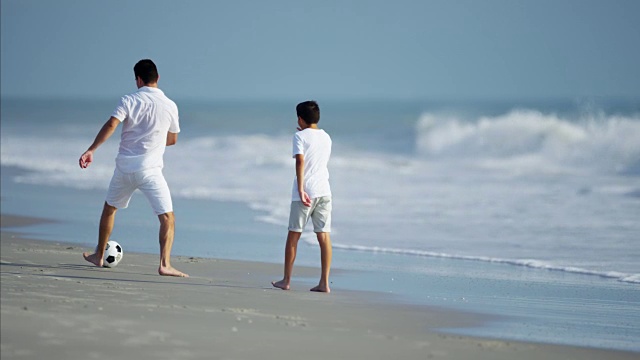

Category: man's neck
[137, 82, 159, 89]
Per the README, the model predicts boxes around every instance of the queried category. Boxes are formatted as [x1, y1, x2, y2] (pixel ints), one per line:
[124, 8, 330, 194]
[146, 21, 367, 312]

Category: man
[79, 59, 188, 277]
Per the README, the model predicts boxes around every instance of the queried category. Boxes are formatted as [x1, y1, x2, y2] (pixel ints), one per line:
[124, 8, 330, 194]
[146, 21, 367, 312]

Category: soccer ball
[103, 240, 123, 268]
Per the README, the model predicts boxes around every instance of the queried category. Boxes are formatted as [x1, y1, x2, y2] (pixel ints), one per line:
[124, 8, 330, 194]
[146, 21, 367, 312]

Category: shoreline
[2, 213, 638, 359]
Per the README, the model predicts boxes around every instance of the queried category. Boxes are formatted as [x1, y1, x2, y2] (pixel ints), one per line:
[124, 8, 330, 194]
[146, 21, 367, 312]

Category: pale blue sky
[2, 0, 639, 101]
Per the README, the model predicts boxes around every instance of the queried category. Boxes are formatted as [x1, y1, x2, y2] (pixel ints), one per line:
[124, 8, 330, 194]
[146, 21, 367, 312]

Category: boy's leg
[309, 196, 332, 292]
[310, 232, 332, 293]
[157, 212, 188, 277]
[272, 230, 302, 290]
[83, 202, 117, 267]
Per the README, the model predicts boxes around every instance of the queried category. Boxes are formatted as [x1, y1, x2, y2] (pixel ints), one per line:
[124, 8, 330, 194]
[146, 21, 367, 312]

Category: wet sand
[1, 214, 636, 360]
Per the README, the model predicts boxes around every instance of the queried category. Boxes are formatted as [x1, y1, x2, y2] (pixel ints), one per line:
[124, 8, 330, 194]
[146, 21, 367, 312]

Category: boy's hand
[299, 191, 311, 207]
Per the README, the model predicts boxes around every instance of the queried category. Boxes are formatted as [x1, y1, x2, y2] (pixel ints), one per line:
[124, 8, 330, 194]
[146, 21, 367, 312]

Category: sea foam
[2, 106, 639, 284]
[313, 241, 640, 284]
[416, 109, 640, 175]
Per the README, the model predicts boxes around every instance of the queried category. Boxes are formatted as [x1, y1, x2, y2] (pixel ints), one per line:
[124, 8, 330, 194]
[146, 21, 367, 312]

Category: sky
[2, 0, 639, 101]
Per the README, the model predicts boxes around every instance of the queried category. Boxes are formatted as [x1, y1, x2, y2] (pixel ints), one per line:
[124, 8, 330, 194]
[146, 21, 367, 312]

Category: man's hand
[79, 150, 94, 169]
[78, 117, 120, 169]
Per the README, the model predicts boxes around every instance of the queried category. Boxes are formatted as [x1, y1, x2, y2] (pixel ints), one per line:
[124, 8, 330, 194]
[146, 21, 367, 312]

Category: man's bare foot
[271, 279, 290, 290]
[83, 252, 103, 267]
[310, 284, 330, 293]
[158, 266, 189, 277]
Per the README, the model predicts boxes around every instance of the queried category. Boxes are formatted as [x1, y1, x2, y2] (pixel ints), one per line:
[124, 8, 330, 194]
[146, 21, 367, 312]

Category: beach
[2, 214, 637, 360]
[1, 97, 639, 354]
[3, 0, 640, 357]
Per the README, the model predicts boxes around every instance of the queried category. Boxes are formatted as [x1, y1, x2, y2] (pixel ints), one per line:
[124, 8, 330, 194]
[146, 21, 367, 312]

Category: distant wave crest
[416, 110, 640, 175]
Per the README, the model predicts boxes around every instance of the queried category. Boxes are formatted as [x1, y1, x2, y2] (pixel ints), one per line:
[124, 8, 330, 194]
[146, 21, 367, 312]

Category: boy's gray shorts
[288, 196, 332, 233]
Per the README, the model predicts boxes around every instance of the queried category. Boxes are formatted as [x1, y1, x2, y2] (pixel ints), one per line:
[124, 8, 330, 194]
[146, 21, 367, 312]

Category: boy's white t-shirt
[111, 86, 180, 173]
[291, 128, 332, 201]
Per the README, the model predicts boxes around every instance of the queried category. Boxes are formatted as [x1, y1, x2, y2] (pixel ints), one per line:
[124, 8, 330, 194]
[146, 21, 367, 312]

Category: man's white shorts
[288, 196, 332, 233]
[106, 167, 173, 215]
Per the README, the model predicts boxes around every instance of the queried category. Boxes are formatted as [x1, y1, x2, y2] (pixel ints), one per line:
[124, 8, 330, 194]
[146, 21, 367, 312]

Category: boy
[272, 101, 333, 293]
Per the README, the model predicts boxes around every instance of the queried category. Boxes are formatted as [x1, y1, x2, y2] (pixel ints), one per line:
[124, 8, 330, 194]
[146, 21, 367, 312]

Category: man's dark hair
[134, 59, 159, 84]
[296, 100, 320, 124]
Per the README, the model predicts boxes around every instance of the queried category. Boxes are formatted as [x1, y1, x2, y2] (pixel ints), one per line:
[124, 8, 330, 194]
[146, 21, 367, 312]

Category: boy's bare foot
[83, 252, 104, 267]
[158, 266, 189, 277]
[310, 284, 330, 293]
[271, 279, 290, 290]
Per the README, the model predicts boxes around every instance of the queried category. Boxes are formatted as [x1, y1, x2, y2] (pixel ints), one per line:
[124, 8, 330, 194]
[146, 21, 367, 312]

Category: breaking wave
[416, 109, 640, 175]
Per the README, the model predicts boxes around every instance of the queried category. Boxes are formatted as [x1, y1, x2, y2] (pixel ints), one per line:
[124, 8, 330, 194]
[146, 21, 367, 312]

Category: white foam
[2, 108, 639, 284]
[326, 242, 640, 284]
[416, 110, 640, 175]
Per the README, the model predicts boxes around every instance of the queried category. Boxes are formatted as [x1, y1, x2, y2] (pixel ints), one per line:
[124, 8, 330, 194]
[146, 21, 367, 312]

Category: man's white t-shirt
[111, 86, 180, 173]
[291, 128, 332, 201]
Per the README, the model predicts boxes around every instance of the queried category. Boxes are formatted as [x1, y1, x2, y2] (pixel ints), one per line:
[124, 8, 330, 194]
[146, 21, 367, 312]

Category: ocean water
[1, 97, 639, 351]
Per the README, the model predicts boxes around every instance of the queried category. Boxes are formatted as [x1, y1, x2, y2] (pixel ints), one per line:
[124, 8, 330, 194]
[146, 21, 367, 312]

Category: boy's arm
[166, 132, 178, 146]
[295, 154, 311, 207]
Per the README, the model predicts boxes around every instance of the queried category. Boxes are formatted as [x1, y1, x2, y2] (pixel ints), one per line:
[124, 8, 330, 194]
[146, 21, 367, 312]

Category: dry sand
[1, 214, 636, 360]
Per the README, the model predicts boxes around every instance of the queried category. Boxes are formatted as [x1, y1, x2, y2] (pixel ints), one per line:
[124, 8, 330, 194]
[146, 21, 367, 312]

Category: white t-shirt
[111, 86, 180, 173]
[291, 128, 332, 201]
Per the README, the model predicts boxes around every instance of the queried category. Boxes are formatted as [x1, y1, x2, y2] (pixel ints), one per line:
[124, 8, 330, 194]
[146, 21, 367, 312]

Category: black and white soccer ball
[103, 240, 123, 268]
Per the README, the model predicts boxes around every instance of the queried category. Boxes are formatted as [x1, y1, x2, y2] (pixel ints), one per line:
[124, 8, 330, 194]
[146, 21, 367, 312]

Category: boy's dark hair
[134, 59, 159, 84]
[296, 101, 320, 124]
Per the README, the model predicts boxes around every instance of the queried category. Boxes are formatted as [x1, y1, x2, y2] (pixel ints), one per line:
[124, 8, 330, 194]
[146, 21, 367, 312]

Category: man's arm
[166, 132, 178, 146]
[295, 154, 311, 207]
[79, 116, 121, 169]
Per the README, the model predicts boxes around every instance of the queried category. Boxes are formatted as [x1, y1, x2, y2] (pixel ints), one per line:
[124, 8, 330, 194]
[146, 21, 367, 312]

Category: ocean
[1, 96, 639, 351]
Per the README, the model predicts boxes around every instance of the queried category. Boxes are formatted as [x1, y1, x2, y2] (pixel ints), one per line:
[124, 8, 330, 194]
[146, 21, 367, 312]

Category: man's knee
[101, 202, 117, 216]
[158, 211, 175, 225]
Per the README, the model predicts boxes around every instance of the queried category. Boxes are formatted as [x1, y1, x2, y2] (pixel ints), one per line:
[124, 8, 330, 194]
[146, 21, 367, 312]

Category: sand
[1, 214, 636, 360]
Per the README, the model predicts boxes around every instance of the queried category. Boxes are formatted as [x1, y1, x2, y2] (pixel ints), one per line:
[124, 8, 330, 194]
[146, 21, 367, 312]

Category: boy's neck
[301, 124, 320, 130]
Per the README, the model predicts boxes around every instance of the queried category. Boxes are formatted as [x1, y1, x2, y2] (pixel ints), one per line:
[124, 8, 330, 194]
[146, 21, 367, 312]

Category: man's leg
[83, 202, 117, 267]
[157, 212, 188, 277]
[272, 231, 302, 290]
[310, 232, 332, 293]
[135, 168, 187, 277]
